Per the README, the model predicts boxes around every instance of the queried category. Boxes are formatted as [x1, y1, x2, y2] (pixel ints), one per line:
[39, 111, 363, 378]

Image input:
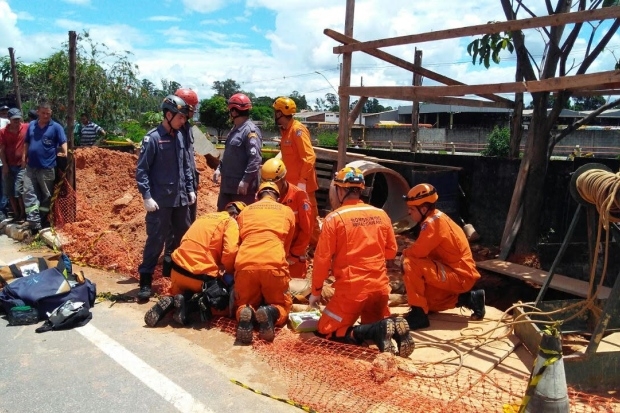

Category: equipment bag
[0, 267, 96, 320]
[35, 300, 92, 333]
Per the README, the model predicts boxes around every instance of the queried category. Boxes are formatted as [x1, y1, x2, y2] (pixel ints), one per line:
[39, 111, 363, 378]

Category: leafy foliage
[482, 126, 510, 157]
[199, 95, 230, 137]
[212, 79, 242, 100]
[316, 130, 338, 147]
[120, 120, 147, 143]
[571, 95, 606, 111]
[467, 25, 514, 68]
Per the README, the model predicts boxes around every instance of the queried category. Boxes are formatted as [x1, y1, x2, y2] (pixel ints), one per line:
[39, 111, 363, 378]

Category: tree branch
[550, 97, 620, 150]
[578, 18, 620, 74]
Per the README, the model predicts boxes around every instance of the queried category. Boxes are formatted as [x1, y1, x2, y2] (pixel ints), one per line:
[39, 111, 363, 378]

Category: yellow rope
[230, 379, 318, 413]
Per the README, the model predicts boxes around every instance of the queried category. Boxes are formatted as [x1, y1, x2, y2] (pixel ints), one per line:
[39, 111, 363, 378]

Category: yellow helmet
[272, 97, 297, 116]
[257, 181, 280, 197]
[404, 184, 438, 207]
[224, 201, 246, 215]
[333, 166, 365, 189]
[261, 158, 287, 182]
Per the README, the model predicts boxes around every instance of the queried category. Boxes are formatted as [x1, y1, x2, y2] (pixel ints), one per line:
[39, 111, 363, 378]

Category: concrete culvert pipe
[329, 160, 413, 233]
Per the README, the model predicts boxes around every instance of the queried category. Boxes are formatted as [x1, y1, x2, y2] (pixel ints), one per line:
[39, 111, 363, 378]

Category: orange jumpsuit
[169, 211, 239, 298]
[279, 119, 320, 243]
[312, 199, 397, 338]
[279, 182, 313, 278]
[402, 209, 480, 314]
[234, 197, 295, 327]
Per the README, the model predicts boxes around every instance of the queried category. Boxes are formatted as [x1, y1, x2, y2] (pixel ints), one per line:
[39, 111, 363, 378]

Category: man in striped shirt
[78, 113, 106, 146]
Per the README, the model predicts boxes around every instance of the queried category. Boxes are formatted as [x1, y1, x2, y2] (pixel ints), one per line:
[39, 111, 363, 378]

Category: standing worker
[400, 184, 485, 330]
[135, 95, 195, 301]
[272, 96, 319, 244]
[212, 93, 262, 211]
[234, 181, 295, 344]
[144, 201, 243, 327]
[309, 167, 414, 357]
[260, 158, 312, 279]
[0, 108, 28, 222]
[77, 113, 106, 146]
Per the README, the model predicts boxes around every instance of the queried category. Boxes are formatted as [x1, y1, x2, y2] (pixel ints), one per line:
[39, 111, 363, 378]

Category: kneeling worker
[260, 158, 313, 278]
[401, 184, 485, 330]
[309, 167, 414, 357]
[234, 181, 295, 344]
[144, 202, 244, 327]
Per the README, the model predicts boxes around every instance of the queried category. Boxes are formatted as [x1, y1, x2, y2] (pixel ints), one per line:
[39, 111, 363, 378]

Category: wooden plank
[342, 70, 620, 101]
[335, 7, 620, 54]
[477, 259, 611, 300]
[324, 29, 513, 106]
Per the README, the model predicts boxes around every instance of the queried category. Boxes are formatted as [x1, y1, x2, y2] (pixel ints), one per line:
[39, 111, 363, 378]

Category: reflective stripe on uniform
[323, 307, 343, 322]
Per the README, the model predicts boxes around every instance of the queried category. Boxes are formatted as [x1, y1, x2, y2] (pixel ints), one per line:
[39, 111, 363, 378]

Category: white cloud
[16, 11, 34, 21]
[181, 0, 227, 14]
[146, 16, 182, 22]
[61, 0, 90, 5]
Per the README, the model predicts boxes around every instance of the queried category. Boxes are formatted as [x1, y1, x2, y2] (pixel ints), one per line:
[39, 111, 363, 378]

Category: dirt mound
[58, 147, 219, 291]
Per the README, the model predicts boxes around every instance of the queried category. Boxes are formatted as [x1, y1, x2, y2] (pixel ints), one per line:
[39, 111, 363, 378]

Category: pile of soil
[58, 147, 219, 290]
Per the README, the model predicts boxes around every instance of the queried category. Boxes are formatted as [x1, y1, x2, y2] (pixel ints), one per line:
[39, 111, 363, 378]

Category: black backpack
[35, 300, 92, 333]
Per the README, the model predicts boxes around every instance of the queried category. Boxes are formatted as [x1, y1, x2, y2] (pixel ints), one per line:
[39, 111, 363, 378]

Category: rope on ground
[230, 379, 318, 413]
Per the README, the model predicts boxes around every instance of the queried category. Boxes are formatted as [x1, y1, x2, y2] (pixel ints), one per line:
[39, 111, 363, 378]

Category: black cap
[8, 108, 22, 119]
[0, 105, 9, 111]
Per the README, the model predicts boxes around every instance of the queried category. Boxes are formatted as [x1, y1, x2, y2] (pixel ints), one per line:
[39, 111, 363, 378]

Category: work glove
[297, 181, 307, 191]
[308, 293, 321, 308]
[212, 168, 221, 184]
[237, 180, 248, 195]
[188, 191, 196, 205]
[143, 198, 159, 212]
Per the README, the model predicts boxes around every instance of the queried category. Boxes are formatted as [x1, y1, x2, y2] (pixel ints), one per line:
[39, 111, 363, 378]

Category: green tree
[482, 126, 510, 157]
[325, 93, 339, 111]
[250, 105, 275, 131]
[289, 91, 308, 111]
[199, 95, 230, 137]
[255, 95, 274, 107]
[467, 1, 620, 255]
[572, 95, 606, 111]
[363, 98, 387, 113]
[212, 79, 242, 100]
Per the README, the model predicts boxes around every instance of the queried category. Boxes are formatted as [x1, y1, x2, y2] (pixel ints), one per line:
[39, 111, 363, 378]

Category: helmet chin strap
[165, 112, 179, 134]
[230, 109, 241, 120]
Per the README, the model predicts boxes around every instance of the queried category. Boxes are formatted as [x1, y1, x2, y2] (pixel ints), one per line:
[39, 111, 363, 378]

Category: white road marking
[76, 323, 213, 413]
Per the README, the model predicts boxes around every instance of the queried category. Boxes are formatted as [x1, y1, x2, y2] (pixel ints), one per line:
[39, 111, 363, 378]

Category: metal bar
[535, 204, 582, 306]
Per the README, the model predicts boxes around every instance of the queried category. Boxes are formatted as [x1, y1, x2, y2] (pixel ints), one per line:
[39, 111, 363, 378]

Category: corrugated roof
[398, 103, 512, 115]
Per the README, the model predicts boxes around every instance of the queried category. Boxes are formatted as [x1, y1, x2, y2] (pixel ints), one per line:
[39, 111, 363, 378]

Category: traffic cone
[519, 326, 569, 413]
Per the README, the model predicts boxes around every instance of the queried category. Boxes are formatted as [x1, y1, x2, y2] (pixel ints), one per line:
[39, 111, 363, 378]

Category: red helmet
[228, 93, 252, 111]
[175, 88, 198, 110]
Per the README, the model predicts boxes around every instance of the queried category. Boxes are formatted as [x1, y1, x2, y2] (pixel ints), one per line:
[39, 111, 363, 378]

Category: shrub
[316, 130, 338, 147]
[482, 126, 510, 157]
[121, 120, 147, 143]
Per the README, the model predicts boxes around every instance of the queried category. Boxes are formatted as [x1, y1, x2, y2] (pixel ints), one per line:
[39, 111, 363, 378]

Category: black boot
[172, 294, 187, 325]
[392, 316, 415, 358]
[351, 318, 395, 353]
[144, 296, 174, 327]
[137, 273, 153, 302]
[162, 255, 172, 278]
[256, 305, 280, 342]
[457, 289, 486, 320]
[236, 305, 255, 344]
[403, 306, 430, 330]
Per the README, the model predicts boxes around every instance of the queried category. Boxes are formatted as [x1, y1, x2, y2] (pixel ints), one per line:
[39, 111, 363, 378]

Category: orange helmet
[175, 88, 199, 110]
[228, 93, 252, 111]
[257, 181, 280, 197]
[333, 166, 365, 189]
[261, 158, 287, 182]
[272, 97, 296, 116]
[224, 201, 246, 215]
[404, 184, 438, 207]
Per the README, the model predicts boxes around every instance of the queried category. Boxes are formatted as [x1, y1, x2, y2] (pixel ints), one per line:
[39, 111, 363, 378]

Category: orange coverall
[279, 183, 313, 278]
[401, 209, 480, 314]
[234, 197, 295, 327]
[279, 119, 320, 242]
[312, 199, 397, 338]
[169, 211, 239, 297]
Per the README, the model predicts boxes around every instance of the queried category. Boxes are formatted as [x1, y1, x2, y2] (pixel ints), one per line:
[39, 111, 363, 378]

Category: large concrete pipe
[329, 160, 414, 233]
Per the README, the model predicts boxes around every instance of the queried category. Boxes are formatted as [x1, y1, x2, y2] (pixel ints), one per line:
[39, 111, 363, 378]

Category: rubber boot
[457, 289, 486, 320]
[162, 255, 172, 278]
[392, 316, 415, 358]
[351, 318, 395, 353]
[236, 305, 255, 344]
[144, 296, 174, 327]
[172, 294, 187, 325]
[137, 273, 153, 302]
[256, 305, 280, 342]
[403, 306, 430, 330]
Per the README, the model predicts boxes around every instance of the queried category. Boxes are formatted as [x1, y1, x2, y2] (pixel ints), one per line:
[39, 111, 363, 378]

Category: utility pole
[66, 31, 77, 191]
[410, 49, 423, 153]
[337, 0, 355, 170]
[8, 48, 22, 111]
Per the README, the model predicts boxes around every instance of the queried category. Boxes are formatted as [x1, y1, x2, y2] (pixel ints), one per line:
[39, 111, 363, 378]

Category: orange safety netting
[49, 147, 619, 413]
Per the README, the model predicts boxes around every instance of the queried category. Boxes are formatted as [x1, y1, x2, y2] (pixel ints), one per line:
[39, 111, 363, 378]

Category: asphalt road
[0, 234, 296, 413]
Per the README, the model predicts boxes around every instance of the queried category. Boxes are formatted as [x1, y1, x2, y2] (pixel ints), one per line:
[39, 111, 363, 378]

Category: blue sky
[2, 0, 619, 109]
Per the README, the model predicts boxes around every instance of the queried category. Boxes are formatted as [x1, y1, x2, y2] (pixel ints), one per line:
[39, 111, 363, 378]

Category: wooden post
[410, 49, 422, 153]
[66, 31, 77, 190]
[337, 0, 355, 170]
[8, 48, 22, 111]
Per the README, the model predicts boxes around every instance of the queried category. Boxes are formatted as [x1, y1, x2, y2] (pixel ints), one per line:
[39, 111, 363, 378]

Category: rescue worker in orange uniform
[260, 158, 312, 279]
[234, 181, 295, 344]
[272, 97, 320, 244]
[401, 184, 485, 330]
[143, 202, 244, 328]
[309, 167, 414, 357]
